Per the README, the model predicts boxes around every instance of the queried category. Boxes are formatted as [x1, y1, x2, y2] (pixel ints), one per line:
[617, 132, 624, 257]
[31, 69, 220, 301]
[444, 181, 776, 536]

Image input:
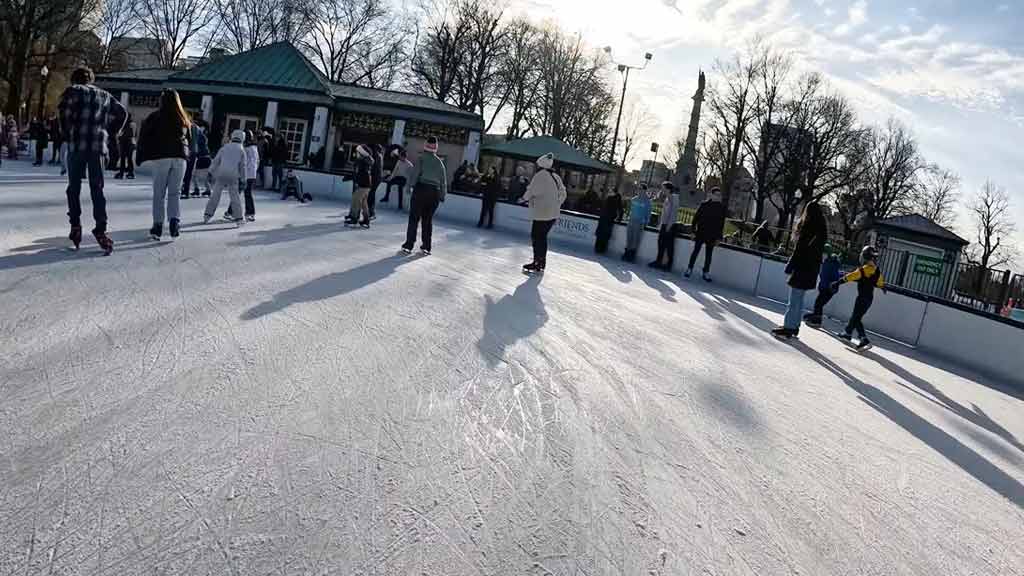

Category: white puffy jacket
[522, 169, 567, 221]
[244, 145, 260, 180]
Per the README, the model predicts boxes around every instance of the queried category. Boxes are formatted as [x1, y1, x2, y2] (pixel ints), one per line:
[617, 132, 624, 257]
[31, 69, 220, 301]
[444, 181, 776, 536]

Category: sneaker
[149, 224, 162, 240]
[169, 219, 180, 238]
[69, 226, 82, 250]
[684, 268, 692, 278]
[702, 272, 713, 282]
[245, 215, 255, 222]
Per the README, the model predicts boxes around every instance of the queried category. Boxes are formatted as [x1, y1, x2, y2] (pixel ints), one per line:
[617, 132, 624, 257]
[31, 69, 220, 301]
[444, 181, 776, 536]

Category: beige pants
[350, 187, 370, 222]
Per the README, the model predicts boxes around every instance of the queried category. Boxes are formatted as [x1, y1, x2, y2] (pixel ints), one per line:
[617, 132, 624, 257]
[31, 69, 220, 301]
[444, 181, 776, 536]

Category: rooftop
[875, 213, 969, 246]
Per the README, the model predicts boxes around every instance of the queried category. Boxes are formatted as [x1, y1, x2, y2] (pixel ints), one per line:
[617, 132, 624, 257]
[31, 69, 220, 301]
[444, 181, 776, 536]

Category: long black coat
[596, 193, 623, 238]
[785, 225, 827, 290]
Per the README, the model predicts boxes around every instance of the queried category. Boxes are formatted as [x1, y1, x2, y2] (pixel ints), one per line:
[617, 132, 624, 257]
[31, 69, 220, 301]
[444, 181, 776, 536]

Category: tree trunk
[5, 51, 28, 117]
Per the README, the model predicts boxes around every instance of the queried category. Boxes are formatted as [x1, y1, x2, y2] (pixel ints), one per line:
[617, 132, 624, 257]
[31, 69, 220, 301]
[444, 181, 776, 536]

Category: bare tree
[408, 0, 473, 102]
[95, 0, 142, 72]
[0, 0, 100, 114]
[618, 98, 659, 168]
[705, 43, 761, 210]
[965, 181, 1017, 270]
[526, 27, 614, 155]
[452, 0, 508, 115]
[743, 44, 792, 222]
[135, 0, 217, 68]
[301, 0, 407, 87]
[907, 165, 960, 228]
[210, 0, 305, 54]
[492, 18, 540, 136]
[861, 118, 925, 226]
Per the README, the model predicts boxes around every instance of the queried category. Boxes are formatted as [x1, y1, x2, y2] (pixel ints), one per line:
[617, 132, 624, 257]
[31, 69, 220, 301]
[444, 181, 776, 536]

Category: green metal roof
[481, 136, 613, 174]
[171, 42, 332, 95]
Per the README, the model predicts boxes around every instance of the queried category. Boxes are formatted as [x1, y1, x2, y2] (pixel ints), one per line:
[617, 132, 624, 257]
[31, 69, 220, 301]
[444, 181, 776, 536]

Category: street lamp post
[647, 142, 659, 185]
[37, 65, 49, 120]
[603, 47, 652, 167]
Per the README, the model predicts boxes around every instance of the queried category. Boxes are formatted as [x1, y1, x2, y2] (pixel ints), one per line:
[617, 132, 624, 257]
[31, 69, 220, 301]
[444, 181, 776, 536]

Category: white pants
[205, 176, 242, 219]
[150, 158, 187, 224]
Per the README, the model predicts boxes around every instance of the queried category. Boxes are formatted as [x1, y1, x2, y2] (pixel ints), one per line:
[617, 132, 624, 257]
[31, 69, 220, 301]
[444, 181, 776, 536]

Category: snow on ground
[0, 161, 1021, 575]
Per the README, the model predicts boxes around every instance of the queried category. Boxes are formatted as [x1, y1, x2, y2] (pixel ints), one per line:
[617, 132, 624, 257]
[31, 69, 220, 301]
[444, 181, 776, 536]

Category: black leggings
[478, 196, 496, 228]
[404, 184, 440, 251]
[244, 179, 255, 216]
[655, 225, 675, 268]
[688, 238, 716, 273]
[812, 287, 837, 316]
[531, 219, 556, 267]
[845, 297, 872, 338]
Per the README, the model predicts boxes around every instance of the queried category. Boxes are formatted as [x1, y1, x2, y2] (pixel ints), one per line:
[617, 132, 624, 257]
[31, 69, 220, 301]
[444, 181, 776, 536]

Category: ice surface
[1, 163, 1022, 575]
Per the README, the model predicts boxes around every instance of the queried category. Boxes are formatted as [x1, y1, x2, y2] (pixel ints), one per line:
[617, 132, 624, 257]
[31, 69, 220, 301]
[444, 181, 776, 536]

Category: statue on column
[673, 70, 705, 202]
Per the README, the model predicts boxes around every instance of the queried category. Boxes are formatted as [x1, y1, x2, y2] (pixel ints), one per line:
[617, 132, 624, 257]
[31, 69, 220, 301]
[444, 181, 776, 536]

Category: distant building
[107, 37, 169, 70]
[867, 213, 969, 298]
[174, 49, 229, 71]
[639, 160, 668, 185]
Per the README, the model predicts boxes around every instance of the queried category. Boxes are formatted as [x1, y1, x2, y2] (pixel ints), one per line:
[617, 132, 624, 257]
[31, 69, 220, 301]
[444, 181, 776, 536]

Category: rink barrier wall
[267, 169, 1024, 387]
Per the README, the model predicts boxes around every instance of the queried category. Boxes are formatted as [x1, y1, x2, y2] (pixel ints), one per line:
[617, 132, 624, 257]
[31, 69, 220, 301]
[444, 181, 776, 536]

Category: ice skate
[180, 191, 189, 200]
[702, 272, 713, 283]
[684, 268, 692, 278]
[803, 314, 823, 328]
[855, 338, 873, 352]
[201, 189, 210, 197]
[191, 189, 200, 198]
[94, 231, 114, 255]
[772, 327, 798, 339]
[835, 331, 853, 343]
[400, 246, 413, 255]
[169, 219, 180, 238]
[149, 223, 162, 241]
[246, 215, 255, 222]
[69, 226, 82, 251]
[421, 248, 431, 256]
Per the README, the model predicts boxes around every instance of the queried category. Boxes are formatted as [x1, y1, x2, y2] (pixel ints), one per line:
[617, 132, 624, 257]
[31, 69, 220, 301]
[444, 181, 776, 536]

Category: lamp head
[644, 52, 653, 61]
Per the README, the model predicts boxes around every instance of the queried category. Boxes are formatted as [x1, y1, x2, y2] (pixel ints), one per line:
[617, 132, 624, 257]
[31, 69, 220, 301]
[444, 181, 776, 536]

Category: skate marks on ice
[790, 341, 1024, 509]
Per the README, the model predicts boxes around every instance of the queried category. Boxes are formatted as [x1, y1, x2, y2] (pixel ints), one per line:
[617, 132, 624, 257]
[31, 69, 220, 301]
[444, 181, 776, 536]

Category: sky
[506, 0, 1024, 264]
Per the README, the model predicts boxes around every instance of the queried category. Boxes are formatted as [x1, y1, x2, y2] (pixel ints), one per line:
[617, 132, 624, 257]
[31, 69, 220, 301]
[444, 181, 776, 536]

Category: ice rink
[1, 163, 1022, 575]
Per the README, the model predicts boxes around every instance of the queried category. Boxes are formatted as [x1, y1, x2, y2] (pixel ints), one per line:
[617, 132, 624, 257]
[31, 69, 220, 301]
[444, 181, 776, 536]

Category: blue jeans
[784, 286, 807, 330]
[66, 151, 107, 233]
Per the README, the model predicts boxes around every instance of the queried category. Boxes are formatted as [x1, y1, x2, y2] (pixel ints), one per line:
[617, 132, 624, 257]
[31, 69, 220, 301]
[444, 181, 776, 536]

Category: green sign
[914, 256, 944, 277]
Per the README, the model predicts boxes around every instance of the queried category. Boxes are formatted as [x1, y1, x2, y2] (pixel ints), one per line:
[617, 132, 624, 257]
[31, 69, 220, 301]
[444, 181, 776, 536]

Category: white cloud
[833, 0, 869, 37]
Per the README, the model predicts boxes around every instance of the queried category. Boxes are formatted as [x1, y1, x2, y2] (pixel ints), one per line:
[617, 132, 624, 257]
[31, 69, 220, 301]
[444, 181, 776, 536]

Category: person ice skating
[279, 169, 309, 202]
[832, 245, 887, 350]
[191, 122, 212, 197]
[48, 114, 63, 165]
[623, 184, 652, 262]
[368, 144, 384, 219]
[521, 152, 567, 273]
[594, 187, 623, 254]
[136, 89, 192, 240]
[648, 182, 680, 270]
[773, 201, 828, 340]
[241, 130, 259, 221]
[179, 120, 202, 198]
[477, 166, 501, 229]
[6, 116, 19, 160]
[346, 145, 374, 228]
[803, 245, 843, 328]
[686, 186, 726, 281]
[203, 130, 246, 224]
[57, 67, 127, 253]
[115, 119, 136, 179]
[30, 117, 48, 166]
[271, 134, 288, 190]
[382, 147, 412, 210]
[401, 137, 447, 255]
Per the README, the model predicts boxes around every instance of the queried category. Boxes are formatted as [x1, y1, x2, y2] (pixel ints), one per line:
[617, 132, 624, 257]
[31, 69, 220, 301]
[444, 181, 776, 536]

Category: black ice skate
[772, 327, 799, 339]
[149, 223, 162, 241]
[169, 219, 180, 238]
[855, 338, 873, 351]
[69, 226, 82, 251]
[94, 231, 114, 255]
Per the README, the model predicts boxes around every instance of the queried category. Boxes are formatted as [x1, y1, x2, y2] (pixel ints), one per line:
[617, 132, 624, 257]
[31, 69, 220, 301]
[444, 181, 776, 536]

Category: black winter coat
[785, 225, 827, 290]
[693, 199, 726, 242]
[136, 111, 189, 164]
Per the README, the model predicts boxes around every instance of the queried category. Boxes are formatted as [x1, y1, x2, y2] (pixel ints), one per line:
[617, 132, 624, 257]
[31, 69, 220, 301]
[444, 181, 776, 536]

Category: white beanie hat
[536, 153, 554, 170]
[230, 129, 245, 143]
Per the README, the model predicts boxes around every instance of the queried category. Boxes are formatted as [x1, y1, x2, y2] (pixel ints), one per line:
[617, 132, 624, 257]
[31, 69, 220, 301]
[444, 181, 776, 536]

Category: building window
[278, 118, 308, 163]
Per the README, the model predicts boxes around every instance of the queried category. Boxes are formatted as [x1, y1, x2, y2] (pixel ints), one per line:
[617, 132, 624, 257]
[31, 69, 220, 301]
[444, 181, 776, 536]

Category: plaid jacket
[57, 84, 127, 155]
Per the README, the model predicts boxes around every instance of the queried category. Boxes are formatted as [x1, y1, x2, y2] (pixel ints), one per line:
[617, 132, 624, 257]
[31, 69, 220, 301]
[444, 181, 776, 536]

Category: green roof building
[96, 42, 484, 171]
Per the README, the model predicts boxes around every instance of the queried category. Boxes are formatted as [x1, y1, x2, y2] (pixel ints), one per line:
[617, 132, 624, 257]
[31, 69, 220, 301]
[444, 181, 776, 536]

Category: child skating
[803, 244, 843, 328]
[203, 130, 247, 225]
[831, 245, 887, 351]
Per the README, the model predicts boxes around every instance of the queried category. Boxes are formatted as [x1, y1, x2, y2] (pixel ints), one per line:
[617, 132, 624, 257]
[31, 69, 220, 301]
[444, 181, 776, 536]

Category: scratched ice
[1, 164, 1022, 575]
